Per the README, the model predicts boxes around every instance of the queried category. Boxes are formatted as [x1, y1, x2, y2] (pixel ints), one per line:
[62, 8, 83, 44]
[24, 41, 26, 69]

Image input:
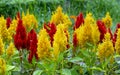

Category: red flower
[97, 20, 107, 42]
[14, 19, 27, 50]
[44, 23, 56, 46]
[27, 29, 38, 63]
[6, 17, 12, 28]
[73, 13, 84, 30]
[73, 33, 78, 47]
[113, 23, 120, 46]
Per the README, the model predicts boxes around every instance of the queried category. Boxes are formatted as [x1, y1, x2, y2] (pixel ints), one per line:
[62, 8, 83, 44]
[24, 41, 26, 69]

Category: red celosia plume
[27, 29, 38, 63]
[113, 23, 120, 46]
[44, 23, 57, 46]
[73, 13, 84, 30]
[14, 19, 27, 50]
[6, 17, 12, 28]
[97, 20, 107, 42]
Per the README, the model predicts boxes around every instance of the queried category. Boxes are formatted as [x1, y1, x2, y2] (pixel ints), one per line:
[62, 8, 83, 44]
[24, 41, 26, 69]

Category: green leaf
[6, 65, 15, 71]
[62, 69, 71, 75]
[33, 70, 43, 75]
[115, 70, 120, 74]
[69, 57, 83, 63]
[91, 67, 105, 72]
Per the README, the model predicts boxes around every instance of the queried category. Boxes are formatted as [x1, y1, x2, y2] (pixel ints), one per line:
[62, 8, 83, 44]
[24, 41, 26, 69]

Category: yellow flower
[22, 11, 38, 31]
[91, 24, 100, 45]
[98, 33, 114, 62]
[6, 42, 15, 57]
[0, 37, 4, 55]
[102, 12, 112, 28]
[74, 13, 98, 48]
[0, 58, 6, 75]
[115, 29, 120, 54]
[0, 16, 12, 42]
[37, 28, 51, 59]
[50, 6, 72, 28]
[53, 24, 67, 58]
[8, 19, 17, 36]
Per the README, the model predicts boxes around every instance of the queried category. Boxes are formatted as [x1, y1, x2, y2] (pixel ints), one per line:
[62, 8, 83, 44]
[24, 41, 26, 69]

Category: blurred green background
[0, 0, 120, 31]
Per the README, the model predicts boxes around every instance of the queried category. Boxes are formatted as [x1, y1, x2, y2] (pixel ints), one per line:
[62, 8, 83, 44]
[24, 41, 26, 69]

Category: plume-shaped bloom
[50, 6, 72, 28]
[37, 28, 51, 60]
[97, 20, 107, 42]
[115, 29, 120, 54]
[113, 23, 120, 46]
[27, 29, 38, 63]
[8, 19, 18, 37]
[53, 24, 67, 59]
[44, 23, 57, 46]
[102, 12, 112, 28]
[0, 37, 4, 55]
[6, 17, 12, 28]
[0, 16, 11, 42]
[73, 13, 100, 48]
[0, 58, 6, 75]
[22, 11, 38, 31]
[73, 12, 84, 30]
[6, 42, 15, 57]
[98, 33, 114, 62]
[14, 19, 27, 50]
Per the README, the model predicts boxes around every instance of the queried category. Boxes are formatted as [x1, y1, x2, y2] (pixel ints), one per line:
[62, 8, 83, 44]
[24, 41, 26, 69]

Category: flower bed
[0, 6, 120, 75]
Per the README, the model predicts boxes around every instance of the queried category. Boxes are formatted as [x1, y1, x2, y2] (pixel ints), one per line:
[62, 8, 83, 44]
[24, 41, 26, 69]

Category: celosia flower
[27, 29, 38, 63]
[6, 17, 12, 28]
[115, 29, 120, 54]
[0, 16, 12, 42]
[22, 11, 38, 31]
[8, 19, 18, 37]
[6, 42, 15, 57]
[37, 28, 51, 59]
[97, 20, 107, 42]
[0, 58, 6, 75]
[102, 12, 112, 28]
[53, 24, 67, 58]
[44, 23, 56, 46]
[73, 13, 100, 48]
[73, 33, 78, 47]
[73, 12, 84, 30]
[50, 6, 72, 28]
[113, 23, 120, 46]
[14, 19, 27, 50]
[91, 24, 100, 45]
[98, 33, 114, 62]
[0, 37, 4, 55]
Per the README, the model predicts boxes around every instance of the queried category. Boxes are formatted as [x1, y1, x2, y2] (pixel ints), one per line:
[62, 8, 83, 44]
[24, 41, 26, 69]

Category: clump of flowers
[44, 23, 57, 46]
[14, 19, 27, 50]
[97, 32, 114, 62]
[73, 13, 100, 48]
[53, 24, 68, 59]
[0, 16, 12, 42]
[22, 11, 38, 31]
[27, 29, 38, 63]
[50, 6, 72, 28]
[37, 28, 51, 60]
